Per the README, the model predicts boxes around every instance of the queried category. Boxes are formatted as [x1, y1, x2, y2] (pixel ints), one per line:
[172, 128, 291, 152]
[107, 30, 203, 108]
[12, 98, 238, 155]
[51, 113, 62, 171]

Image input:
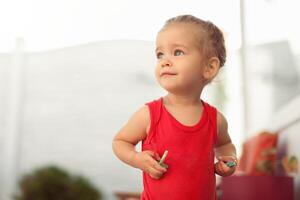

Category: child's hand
[214, 156, 237, 177]
[133, 150, 167, 179]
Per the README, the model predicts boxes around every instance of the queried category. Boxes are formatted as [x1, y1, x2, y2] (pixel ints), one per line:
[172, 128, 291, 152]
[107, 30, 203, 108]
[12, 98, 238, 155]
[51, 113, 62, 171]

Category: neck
[164, 92, 202, 107]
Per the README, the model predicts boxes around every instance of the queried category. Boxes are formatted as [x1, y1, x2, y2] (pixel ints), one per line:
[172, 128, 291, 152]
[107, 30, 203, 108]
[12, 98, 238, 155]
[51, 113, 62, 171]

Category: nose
[160, 57, 172, 67]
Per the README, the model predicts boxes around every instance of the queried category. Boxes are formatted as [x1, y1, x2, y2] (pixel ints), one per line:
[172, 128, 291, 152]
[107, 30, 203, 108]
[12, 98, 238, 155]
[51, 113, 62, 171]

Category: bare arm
[214, 111, 237, 176]
[112, 105, 166, 179]
[215, 111, 236, 158]
[112, 106, 149, 168]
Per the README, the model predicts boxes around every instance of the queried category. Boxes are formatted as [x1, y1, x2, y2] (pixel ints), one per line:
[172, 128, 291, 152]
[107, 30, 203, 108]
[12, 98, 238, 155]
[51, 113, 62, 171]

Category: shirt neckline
[160, 97, 207, 132]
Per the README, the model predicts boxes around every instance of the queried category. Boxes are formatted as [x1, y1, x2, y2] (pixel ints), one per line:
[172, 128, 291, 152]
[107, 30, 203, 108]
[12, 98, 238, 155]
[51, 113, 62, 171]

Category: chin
[159, 83, 183, 94]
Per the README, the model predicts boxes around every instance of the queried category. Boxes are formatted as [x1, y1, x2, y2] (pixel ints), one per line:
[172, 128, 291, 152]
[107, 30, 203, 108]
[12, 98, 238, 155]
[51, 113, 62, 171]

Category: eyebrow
[155, 43, 188, 52]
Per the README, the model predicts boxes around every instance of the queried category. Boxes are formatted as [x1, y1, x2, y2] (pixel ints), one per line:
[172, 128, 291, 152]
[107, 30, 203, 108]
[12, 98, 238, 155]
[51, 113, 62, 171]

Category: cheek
[181, 67, 198, 78]
[154, 65, 160, 78]
[181, 68, 203, 83]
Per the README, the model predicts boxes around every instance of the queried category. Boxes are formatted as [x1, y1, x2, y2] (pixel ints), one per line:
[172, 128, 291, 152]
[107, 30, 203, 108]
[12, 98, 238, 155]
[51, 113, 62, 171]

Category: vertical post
[240, 0, 249, 138]
[2, 38, 26, 200]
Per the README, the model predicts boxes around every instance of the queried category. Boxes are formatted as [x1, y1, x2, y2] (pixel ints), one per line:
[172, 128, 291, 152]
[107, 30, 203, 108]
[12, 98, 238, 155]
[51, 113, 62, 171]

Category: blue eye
[174, 49, 184, 56]
[156, 52, 164, 59]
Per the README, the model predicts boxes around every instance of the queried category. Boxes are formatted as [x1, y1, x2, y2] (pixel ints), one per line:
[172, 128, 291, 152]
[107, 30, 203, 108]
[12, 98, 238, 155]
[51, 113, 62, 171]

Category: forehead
[156, 23, 202, 47]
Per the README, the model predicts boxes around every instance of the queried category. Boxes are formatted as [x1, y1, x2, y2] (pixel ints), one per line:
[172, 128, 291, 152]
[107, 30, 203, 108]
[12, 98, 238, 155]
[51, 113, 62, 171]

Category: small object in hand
[159, 150, 168, 168]
[226, 161, 236, 168]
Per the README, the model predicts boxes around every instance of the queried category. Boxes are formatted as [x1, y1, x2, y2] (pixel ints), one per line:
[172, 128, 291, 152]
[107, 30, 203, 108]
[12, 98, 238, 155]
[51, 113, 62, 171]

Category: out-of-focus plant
[14, 165, 102, 200]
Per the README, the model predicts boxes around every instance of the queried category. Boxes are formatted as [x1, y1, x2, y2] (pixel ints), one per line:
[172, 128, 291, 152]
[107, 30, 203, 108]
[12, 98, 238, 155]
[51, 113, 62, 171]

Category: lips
[161, 72, 177, 76]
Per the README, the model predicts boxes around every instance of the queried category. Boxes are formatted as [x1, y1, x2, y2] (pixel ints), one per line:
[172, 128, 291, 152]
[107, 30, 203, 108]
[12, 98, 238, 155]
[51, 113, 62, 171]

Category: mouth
[161, 72, 177, 77]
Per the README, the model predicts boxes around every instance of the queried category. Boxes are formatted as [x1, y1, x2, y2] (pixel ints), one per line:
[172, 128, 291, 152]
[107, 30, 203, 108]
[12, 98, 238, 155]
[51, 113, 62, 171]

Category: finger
[218, 156, 237, 163]
[144, 150, 155, 157]
[153, 162, 167, 172]
[149, 173, 161, 180]
[148, 168, 164, 179]
[216, 161, 230, 173]
[154, 152, 161, 161]
[145, 151, 161, 161]
[219, 160, 230, 170]
[143, 159, 166, 174]
[149, 157, 167, 172]
[220, 161, 236, 175]
[215, 160, 236, 177]
[215, 162, 225, 174]
[220, 157, 237, 168]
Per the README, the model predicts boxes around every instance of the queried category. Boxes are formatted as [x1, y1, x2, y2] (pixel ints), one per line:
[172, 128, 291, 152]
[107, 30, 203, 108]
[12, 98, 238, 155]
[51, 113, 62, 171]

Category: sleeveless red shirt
[141, 97, 217, 200]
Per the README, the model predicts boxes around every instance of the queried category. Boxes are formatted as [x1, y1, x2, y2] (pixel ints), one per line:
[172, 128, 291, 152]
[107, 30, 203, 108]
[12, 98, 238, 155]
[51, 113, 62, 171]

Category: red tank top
[141, 97, 217, 200]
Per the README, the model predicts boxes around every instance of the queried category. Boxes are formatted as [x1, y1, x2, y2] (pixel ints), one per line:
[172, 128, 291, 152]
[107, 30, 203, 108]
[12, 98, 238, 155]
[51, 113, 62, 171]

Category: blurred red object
[237, 131, 278, 175]
[220, 175, 293, 200]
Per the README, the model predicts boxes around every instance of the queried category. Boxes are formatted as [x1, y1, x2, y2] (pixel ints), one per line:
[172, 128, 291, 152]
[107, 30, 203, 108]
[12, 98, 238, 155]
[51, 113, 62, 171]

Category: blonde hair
[161, 15, 226, 68]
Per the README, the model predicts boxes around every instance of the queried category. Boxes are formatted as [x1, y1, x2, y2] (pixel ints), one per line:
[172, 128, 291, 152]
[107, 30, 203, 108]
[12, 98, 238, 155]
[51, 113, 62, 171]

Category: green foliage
[14, 165, 102, 200]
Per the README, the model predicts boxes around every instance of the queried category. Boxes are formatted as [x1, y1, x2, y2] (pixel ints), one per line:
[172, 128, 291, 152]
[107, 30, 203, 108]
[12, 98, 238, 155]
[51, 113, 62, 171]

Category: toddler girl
[112, 15, 237, 200]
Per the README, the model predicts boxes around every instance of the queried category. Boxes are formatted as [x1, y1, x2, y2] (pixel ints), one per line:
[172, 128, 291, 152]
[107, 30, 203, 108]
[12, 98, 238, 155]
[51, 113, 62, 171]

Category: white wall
[245, 41, 300, 135]
[268, 95, 300, 199]
[0, 40, 165, 200]
[0, 54, 11, 199]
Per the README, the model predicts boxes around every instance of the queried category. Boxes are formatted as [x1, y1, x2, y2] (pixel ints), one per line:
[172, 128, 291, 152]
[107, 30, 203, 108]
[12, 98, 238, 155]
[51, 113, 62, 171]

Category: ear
[203, 57, 220, 81]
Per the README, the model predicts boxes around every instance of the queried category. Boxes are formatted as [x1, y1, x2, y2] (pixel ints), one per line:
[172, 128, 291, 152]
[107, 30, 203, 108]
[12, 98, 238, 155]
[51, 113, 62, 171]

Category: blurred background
[0, 0, 299, 199]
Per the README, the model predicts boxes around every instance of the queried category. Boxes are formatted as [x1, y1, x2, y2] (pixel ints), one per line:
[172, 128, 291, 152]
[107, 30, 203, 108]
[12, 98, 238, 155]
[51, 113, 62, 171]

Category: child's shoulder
[145, 97, 163, 106]
[130, 105, 150, 122]
[217, 110, 227, 125]
[201, 100, 228, 130]
[116, 105, 150, 142]
[131, 96, 162, 124]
